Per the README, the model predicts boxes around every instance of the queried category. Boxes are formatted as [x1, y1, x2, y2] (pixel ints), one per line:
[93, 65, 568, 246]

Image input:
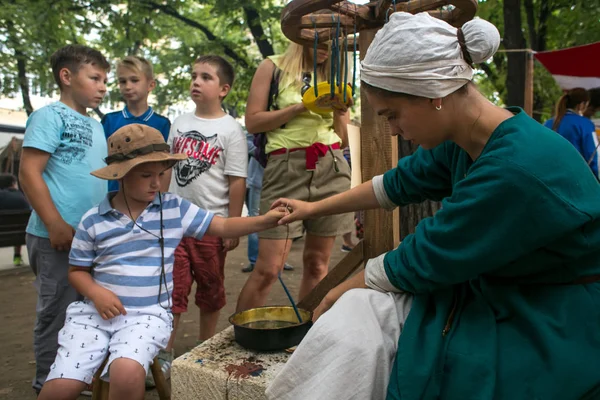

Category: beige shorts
[259, 147, 353, 239]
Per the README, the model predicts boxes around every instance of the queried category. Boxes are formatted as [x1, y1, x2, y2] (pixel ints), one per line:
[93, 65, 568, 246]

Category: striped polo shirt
[69, 192, 213, 308]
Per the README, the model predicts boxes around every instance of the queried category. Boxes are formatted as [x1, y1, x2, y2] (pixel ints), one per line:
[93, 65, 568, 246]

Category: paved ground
[0, 235, 348, 399]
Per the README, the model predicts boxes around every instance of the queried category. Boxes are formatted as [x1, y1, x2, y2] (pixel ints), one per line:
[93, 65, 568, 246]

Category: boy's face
[121, 162, 167, 204]
[62, 63, 108, 110]
[117, 67, 155, 105]
[190, 62, 230, 104]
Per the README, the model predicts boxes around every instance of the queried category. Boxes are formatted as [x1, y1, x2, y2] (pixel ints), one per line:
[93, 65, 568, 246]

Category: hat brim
[91, 152, 188, 180]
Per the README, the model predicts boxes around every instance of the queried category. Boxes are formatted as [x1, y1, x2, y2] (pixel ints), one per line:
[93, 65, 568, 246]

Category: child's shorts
[172, 235, 226, 314]
[46, 300, 173, 384]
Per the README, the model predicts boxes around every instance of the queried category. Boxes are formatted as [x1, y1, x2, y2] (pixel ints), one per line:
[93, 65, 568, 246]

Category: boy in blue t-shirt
[101, 56, 171, 193]
[19, 44, 110, 394]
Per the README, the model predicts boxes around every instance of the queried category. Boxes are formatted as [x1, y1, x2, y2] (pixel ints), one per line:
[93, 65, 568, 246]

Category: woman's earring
[435, 105, 442, 111]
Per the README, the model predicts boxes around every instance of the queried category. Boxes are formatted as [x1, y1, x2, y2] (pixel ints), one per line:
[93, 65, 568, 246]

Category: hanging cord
[330, 14, 337, 99]
[122, 184, 171, 311]
[343, 32, 348, 103]
[352, 18, 357, 99]
[312, 15, 319, 98]
[335, 14, 342, 90]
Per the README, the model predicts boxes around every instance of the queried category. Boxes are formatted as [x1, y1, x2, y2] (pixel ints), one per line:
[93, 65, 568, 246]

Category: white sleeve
[223, 121, 248, 178]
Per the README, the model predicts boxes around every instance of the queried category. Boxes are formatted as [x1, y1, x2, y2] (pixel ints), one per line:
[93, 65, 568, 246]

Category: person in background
[238, 41, 353, 312]
[242, 132, 294, 273]
[544, 88, 598, 178]
[0, 173, 30, 266]
[583, 87, 600, 119]
[101, 55, 171, 194]
[19, 44, 109, 395]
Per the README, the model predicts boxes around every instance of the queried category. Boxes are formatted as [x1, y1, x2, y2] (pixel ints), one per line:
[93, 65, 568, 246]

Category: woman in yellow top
[237, 43, 353, 311]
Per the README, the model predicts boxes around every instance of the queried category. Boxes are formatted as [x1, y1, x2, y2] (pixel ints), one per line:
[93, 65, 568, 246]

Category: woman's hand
[271, 198, 315, 225]
[90, 286, 127, 320]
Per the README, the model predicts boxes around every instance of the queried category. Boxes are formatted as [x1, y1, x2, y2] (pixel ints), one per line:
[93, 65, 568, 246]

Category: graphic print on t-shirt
[172, 129, 223, 187]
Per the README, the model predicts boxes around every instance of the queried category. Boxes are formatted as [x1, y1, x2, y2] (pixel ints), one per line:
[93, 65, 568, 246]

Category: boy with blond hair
[102, 55, 171, 193]
[19, 44, 110, 394]
[165, 55, 247, 359]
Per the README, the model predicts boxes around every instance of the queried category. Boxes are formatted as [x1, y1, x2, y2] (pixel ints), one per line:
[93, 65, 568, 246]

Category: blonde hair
[277, 42, 349, 88]
[116, 56, 154, 81]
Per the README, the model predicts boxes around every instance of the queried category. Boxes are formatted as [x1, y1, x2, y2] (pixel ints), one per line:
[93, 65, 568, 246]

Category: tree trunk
[15, 48, 34, 116]
[398, 137, 441, 240]
[503, 0, 527, 108]
[242, 5, 275, 58]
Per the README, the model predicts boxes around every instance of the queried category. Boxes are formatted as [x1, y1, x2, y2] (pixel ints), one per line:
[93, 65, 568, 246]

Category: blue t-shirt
[101, 106, 171, 192]
[23, 102, 108, 238]
[544, 111, 599, 177]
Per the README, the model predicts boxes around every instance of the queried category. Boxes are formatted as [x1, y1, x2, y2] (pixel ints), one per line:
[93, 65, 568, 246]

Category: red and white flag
[535, 42, 600, 90]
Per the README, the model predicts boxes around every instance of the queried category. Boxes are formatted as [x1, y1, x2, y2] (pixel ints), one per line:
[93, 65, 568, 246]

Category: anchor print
[101, 348, 106, 354]
[90, 354, 94, 361]
[95, 335, 98, 340]
[135, 349, 139, 354]
[52, 364, 56, 370]
[84, 325, 87, 330]
[81, 343, 85, 349]
[88, 314, 93, 320]
[147, 316, 152, 321]
[75, 362, 80, 369]
[139, 335, 143, 340]
[66, 352, 70, 358]
[60, 373, 64, 378]
[67, 317, 72, 322]
[70, 335, 74, 340]
[96, 324, 99, 328]
[146, 324, 150, 329]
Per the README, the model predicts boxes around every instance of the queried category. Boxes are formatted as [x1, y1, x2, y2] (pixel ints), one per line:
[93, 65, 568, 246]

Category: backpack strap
[267, 66, 282, 111]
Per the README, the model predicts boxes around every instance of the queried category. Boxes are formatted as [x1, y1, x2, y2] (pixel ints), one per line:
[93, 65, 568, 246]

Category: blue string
[336, 15, 342, 90]
[343, 35, 348, 102]
[313, 19, 319, 98]
[330, 14, 336, 99]
[352, 20, 357, 99]
[278, 273, 303, 323]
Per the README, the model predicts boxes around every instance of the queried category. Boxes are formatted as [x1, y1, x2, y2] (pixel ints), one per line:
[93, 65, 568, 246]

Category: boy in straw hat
[38, 124, 288, 400]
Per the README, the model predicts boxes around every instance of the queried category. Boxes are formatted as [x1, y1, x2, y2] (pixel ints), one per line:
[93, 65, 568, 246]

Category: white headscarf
[361, 12, 501, 98]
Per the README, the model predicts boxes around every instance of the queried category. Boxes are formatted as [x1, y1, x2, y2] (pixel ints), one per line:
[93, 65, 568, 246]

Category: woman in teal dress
[266, 11, 600, 400]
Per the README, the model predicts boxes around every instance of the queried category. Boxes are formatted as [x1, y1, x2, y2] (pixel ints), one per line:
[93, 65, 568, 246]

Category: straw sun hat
[91, 124, 187, 180]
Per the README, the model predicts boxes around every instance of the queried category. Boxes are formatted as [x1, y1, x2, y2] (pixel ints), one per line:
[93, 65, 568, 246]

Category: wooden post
[358, 29, 400, 260]
[524, 50, 534, 117]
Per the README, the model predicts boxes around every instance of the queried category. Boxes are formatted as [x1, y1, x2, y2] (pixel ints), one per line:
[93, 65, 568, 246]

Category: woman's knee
[303, 248, 330, 276]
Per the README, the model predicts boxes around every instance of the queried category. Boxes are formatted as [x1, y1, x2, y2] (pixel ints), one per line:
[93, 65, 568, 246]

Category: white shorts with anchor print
[46, 300, 173, 384]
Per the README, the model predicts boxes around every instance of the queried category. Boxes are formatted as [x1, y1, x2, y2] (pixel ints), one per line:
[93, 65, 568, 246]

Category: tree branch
[242, 5, 275, 58]
[523, 0, 537, 50]
[140, 0, 249, 67]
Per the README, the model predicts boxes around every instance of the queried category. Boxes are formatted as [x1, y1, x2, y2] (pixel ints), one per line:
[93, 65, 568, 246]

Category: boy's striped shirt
[70, 193, 213, 308]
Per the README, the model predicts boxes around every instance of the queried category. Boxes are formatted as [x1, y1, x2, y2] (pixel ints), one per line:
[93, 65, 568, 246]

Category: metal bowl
[229, 306, 313, 351]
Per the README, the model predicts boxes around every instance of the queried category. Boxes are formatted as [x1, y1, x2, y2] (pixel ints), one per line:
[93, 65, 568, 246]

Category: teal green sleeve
[383, 144, 453, 205]
[383, 156, 590, 293]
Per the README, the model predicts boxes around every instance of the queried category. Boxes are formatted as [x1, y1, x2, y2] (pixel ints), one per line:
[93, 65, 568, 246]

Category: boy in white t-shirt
[164, 55, 247, 361]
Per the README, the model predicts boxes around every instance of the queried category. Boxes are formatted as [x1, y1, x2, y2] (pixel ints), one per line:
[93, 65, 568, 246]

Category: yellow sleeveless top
[265, 56, 341, 154]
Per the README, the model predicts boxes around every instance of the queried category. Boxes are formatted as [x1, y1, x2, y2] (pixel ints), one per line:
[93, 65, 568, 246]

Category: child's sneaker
[158, 348, 174, 380]
[13, 255, 23, 266]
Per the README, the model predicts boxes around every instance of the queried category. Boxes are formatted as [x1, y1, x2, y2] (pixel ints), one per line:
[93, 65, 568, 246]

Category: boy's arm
[206, 210, 286, 239]
[69, 267, 126, 319]
[223, 176, 246, 251]
[19, 148, 74, 251]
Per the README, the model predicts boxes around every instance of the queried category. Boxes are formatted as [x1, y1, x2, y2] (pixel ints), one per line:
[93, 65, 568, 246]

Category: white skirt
[266, 288, 413, 400]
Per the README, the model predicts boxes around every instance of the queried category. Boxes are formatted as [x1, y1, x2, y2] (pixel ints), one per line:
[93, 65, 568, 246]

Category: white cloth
[168, 113, 248, 217]
[266, 289, 413, 400]
[361, 12, 501, 98]
[47, 301, 173, 384]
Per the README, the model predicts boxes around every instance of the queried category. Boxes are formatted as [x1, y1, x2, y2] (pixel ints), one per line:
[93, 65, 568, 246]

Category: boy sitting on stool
[37, 124, 287, 400]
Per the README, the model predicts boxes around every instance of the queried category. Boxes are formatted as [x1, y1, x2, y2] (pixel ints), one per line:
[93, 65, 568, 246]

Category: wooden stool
[91, 355, 170, 400]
